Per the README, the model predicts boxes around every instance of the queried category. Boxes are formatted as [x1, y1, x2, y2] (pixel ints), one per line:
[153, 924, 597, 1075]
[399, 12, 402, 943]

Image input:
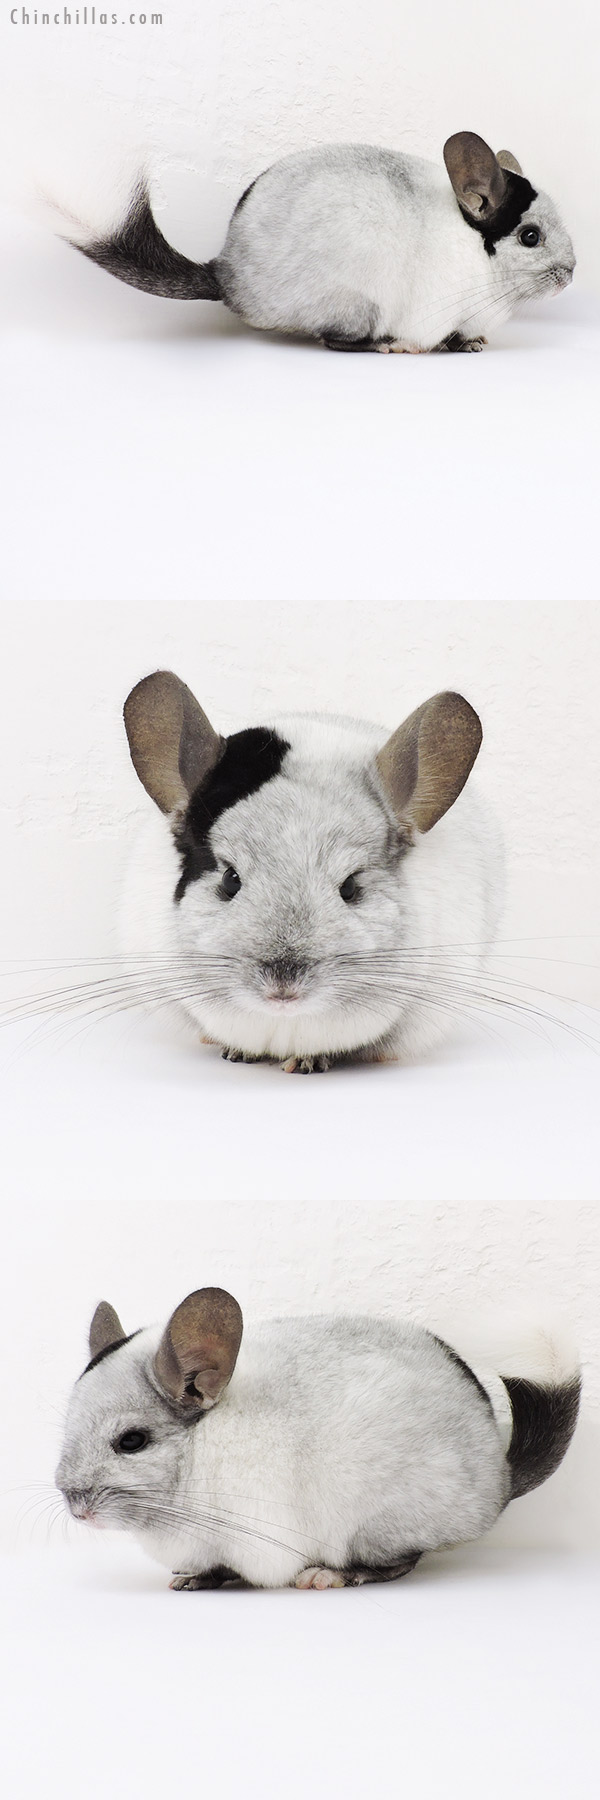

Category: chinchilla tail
[440, 1315, 581, 1497]
[68, 179, 222, 301]
[498, 1324, 581, 1498]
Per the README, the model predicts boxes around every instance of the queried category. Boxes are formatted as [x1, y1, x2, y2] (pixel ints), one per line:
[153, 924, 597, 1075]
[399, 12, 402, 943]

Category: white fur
[120, 709, 504, 1067]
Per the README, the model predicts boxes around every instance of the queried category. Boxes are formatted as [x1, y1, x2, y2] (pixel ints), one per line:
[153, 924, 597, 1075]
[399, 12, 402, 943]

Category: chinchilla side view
[119, 671, 503, 1073]
[56, 1288, 581, 1591]
[60, 131, 575, 352]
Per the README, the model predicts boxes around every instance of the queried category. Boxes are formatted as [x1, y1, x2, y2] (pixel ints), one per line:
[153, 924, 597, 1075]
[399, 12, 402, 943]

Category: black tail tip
[505, 1375, 581, 1499]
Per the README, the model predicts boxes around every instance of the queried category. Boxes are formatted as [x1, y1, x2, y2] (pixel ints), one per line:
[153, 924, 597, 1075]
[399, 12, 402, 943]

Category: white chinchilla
[119, 671, 504, 1072]
[64, 132, 575, 351]
[56, 1288, 581, 1590]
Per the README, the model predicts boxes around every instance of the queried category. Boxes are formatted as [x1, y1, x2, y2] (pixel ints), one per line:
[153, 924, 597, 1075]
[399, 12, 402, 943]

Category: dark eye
[519, 226, 541, 247]
[115, 1429, 151, 1454]
[220, 867, 241, 899]
[339, 874, 359, 903]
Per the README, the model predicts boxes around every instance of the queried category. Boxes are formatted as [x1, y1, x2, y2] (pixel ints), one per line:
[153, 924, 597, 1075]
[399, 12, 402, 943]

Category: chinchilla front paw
[170, 1567, 238, 1590]
[282, 1055, 331, 1074]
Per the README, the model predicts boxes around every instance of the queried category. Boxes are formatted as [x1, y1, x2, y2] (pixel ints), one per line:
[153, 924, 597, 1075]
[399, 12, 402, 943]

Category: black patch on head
[174, 727, 290, 901]
[433, 1336, 493, 1409]
[80, 1330, 142, 1379]
[459, 170, 538, 256]
[232, 178, 258, 216]
[504, 1375, 581, 1498]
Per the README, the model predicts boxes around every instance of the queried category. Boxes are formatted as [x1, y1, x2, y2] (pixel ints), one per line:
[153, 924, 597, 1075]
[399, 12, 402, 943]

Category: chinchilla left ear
[89, 1301, 126, 1358]
[153, 1288, 244, 1413]
[376, 692, 482, 834]
[444, 132, 508, 219]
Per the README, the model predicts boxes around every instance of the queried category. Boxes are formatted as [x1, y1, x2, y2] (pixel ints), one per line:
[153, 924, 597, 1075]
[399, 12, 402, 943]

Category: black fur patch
[504, 1376, 581, 1498]
[459, 171, 538, 256]
[80, 1330, 142, 1379]
[174, 727, 290, 901]
[76, 182, 222, 301]
[433, 1336, 493, 1409]
[342, 1551, 421, 1585]
[322, 334, 375, 353]
[232, 178, 258, 216]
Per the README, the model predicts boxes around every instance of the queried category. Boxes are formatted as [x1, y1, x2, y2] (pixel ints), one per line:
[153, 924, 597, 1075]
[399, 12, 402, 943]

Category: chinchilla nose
[62, 1487, 95, 1519]
[262, 956, 308, 996]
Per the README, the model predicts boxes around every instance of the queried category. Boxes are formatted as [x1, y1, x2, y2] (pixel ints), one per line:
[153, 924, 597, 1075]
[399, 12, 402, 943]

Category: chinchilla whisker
[112, 1492, 310, 1559]
[417, 277, 519, 332]
[332, 973, 600, 1053]
[172, 1488, 341, 1547]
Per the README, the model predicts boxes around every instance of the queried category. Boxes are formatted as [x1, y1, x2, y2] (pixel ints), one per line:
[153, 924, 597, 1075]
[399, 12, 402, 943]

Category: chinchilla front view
[119, 671, 503, 1072]
[56, 1288, 581, 1591]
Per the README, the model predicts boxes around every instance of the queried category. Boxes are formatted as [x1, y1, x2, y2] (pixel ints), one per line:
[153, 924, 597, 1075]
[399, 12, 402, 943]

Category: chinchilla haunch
[56, 1289, 581, 1590]
[65, 132, 574, 351]
[120, 672, 503, 1072]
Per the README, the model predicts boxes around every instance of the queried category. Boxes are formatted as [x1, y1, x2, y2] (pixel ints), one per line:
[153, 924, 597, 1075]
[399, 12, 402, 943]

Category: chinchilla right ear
[376, 691, 482, 833]
[153, 1288, 244, 1413]
[123, 670, 224, 813]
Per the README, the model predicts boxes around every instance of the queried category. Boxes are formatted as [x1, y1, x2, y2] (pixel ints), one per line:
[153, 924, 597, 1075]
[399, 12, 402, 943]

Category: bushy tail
[441, 1316, 581, 1499]
[69, 180, 222, 301]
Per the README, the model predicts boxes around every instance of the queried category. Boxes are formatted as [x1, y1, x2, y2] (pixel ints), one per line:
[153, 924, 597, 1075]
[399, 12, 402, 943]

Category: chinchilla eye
[519, 226, 541, 247]
[339, 874, 359, 902]
[114, 1429, 151, 1454]
[221, 867, 241, 898]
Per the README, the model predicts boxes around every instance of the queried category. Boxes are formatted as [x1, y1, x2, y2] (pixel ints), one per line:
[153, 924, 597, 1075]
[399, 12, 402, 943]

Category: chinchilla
[63, 132, 575, 351]
[118, 671, 504, 1072]
[56, 1288, 581, 1590]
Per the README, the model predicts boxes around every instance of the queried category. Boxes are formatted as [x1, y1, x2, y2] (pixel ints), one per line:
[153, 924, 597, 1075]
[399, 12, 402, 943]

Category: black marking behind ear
[80, 1330, 142, 1378]
[459, 171, 538, 255]
[174, 727, 290, 901]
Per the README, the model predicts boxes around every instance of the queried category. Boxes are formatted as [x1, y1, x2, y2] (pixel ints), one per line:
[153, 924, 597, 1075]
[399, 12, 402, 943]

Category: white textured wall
[0, 0, 599, 290]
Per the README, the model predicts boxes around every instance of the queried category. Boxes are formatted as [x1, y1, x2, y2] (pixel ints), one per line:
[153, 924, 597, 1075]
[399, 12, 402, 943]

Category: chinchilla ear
[123, 670, 224, 814]
[89, 1301, 126, 1358]
[376, 692, 482, 834]
[443, 132, 508, 219]
[496, 149, 523, 176]
[153, 1288, 243, 1413]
